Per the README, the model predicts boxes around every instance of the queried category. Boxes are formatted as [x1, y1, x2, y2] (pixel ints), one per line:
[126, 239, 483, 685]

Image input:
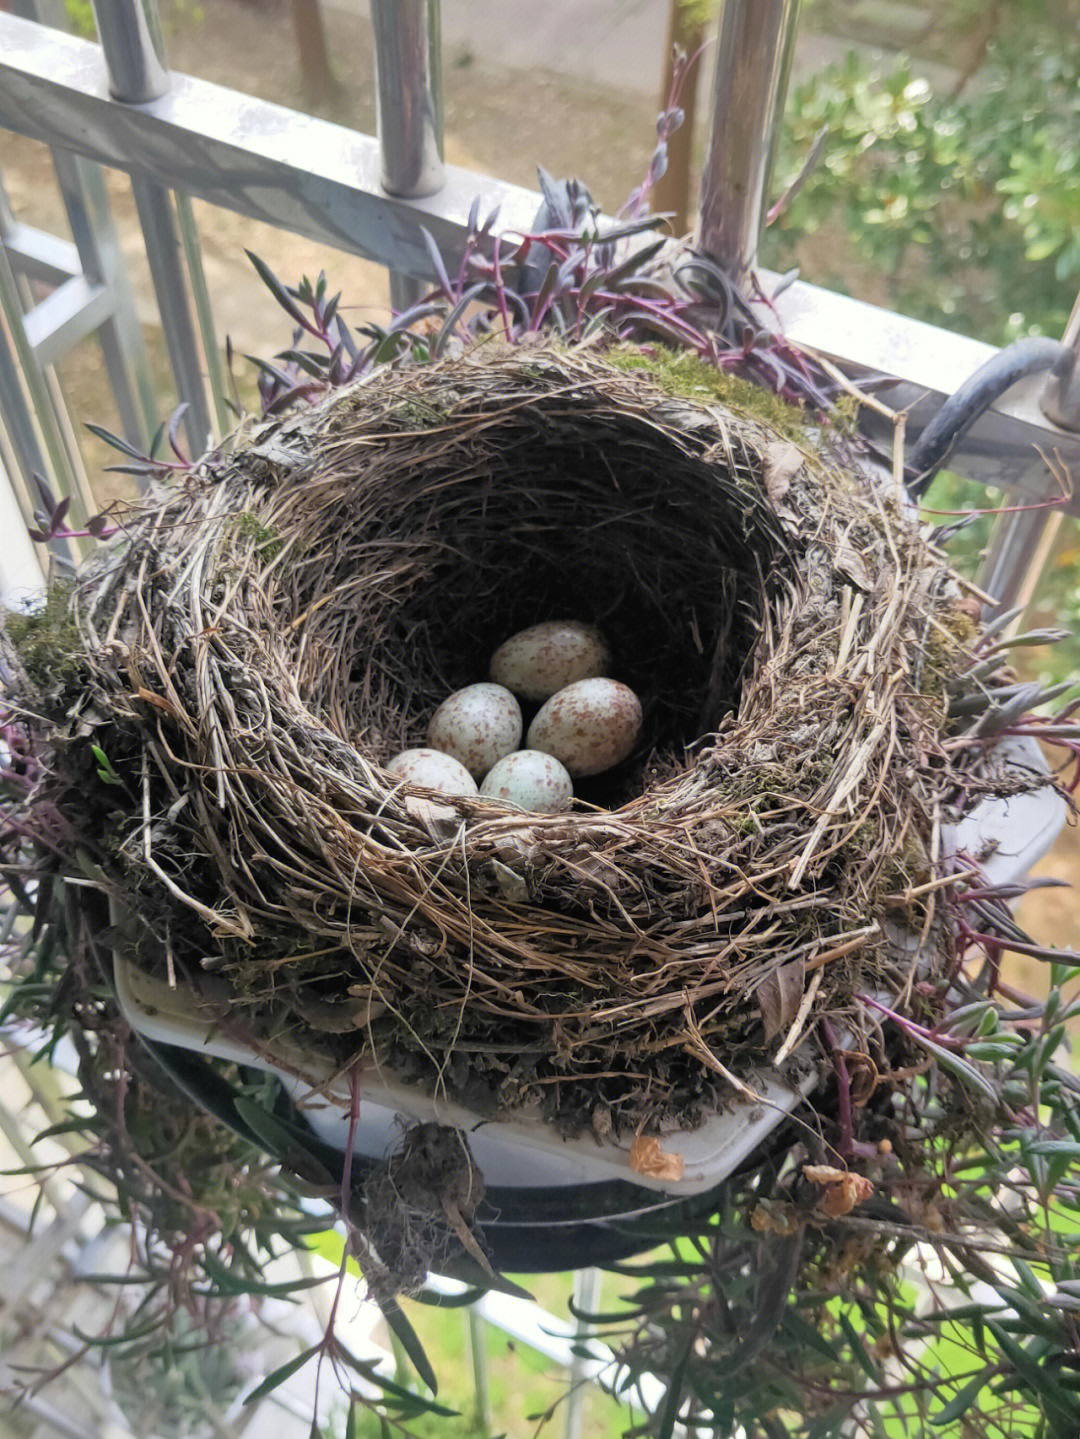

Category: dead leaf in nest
[629, 1134, 685, 1182]
[492, 831, 538, 864]
[488, 858, 529, 903]
[803, 1164, 874, 1217]
[833, 538, 871, 593]
[757, 959, 805, 1043]
[763, 442, 805, 507]
[842, 1050, 879, 1107]
[403, 795, 461, 840]
[135, 686, 184, 722]
[293, 989, 386, 1032]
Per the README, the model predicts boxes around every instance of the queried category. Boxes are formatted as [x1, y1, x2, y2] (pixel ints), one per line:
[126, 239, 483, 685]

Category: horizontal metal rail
[3, 10, 1078, 532]
[771, 283, 1080, 511]
[0, 12, 538, 279]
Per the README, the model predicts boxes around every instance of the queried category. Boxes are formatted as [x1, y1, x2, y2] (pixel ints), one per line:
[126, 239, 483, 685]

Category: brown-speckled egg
[384, 748, 479, 797]
[427, 683, 522, 780]
[526, 678, 642, 778]
[489, 621, 610, 701]
[479, 750, 574, 812]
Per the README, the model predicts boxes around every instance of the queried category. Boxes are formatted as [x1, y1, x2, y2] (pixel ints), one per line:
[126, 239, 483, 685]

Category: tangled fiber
[14, 344, 1013, 1137]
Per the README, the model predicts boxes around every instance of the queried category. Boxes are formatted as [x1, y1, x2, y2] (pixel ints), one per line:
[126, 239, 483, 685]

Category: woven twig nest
[41, 344, 979, 1137]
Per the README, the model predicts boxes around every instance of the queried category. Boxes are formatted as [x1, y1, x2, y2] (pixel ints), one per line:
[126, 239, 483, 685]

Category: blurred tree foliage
[764, 1, 1080, 347]
[761, 0, 1080, 687]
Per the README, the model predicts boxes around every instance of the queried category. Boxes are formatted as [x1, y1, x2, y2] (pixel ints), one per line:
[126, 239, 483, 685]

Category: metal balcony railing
[2, 1, 1080, 1432]
[1, 1, 1077, 612]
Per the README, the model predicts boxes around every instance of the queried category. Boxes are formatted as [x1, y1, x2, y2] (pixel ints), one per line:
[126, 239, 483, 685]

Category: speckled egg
[489, 621, 611, 702]
[479, 750, 574, 812]
[526, 678, 642, 778]
[384, 748, 479, 797]
[427, 683, 522, 780]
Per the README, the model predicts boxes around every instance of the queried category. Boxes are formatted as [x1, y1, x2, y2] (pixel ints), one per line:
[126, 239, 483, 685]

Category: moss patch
[234, 511, 285, 561]
[605, 345, 814, 443]
[3, 583, 79, 689]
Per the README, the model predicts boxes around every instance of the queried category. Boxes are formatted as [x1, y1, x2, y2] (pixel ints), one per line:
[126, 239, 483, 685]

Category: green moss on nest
[234, 512, 285, 561]
[916, 602, 979, 699]
[387, 397, 451, 430]
[605, 345, 813, 443]
[4, 583, 79, 689]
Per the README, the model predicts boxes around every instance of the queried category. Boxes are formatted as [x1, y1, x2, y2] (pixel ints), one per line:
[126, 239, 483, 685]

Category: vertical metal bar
[697, 0, 801, 278]
[127, 180, 213, 454]
[978, 494, 1065, 620]
[140, 0, 228, 441]
[0, 243, 98, 527]
[0, 451, 47, 603]
[0, 341, 78, 572]
[564, 1267, 602, 1439]
[1040, 292, 1080, 431]
[389, 271, 426, 312]
[174, 194, 230, 440]
[0, 245, 85, 558]
[49, 149, 157, 451]
[370, 0, 445, 199]
[467, 1305, 492, 1435]
[13, 0, 157, 458]
[89, 0, 213, 455]
[371, 0, 445, 304]
[89, 0, 169, 104]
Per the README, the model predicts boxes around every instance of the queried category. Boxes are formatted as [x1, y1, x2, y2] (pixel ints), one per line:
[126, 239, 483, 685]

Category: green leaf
[655, 1337, 691, 1439]
[1027, 1140, 1080, 1159]
[600, 236, 668, 291]
[243, 1343, 320, 1405]
[911, 1032, 1001, 1105]
[988, 1320, 1074, 1421]
[838, 1311, 883, 1384]
[72, 1316, 164, 1348]
[246, 251, 317, 335]
[931, 1369, 994, 1426]
[380, 1300, 438, 1396]
[338, 1359, 458, 1418]
[199, 1253, 333, 1299]
[432, 282, 488, 358]
[90, 744, 122, 786]
[412, 1284, 487, 1309]
[84, 421, 153, 462]
[33, 1114, 96, 1141]
[232, 1096, 340, 1185]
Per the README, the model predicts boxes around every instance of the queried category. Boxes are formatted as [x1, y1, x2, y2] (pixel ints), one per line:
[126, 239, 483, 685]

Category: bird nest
[22, 344, 986, 1137]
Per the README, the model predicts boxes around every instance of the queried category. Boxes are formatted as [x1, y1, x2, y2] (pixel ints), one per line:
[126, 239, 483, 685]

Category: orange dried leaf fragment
[802, 1164, 874, 1217]
[629, 1134, 685, 1182]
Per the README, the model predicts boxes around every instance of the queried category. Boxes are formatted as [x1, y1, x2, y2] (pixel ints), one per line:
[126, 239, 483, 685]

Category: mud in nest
[22, 345, 987, 1136]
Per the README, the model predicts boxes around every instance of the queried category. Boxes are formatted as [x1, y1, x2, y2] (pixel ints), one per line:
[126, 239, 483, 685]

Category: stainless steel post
[89, 0, 213, 454]
[564, 1267, 602, 1439]
[89, 0, 168, 104]
[1040, 292, 1080, 432]
[0, 244, 81, 507]
[10, 0, 156, 453]
[370, 0, 445, 199]
[0, 274, 79, 569]
[697, 0, 801, 278]
[49, 148, 157, 453]
[978, 490, 1065, 620]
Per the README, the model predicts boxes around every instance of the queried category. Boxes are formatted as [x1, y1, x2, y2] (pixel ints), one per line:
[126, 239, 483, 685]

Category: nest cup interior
[278, 396, 778, 804]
